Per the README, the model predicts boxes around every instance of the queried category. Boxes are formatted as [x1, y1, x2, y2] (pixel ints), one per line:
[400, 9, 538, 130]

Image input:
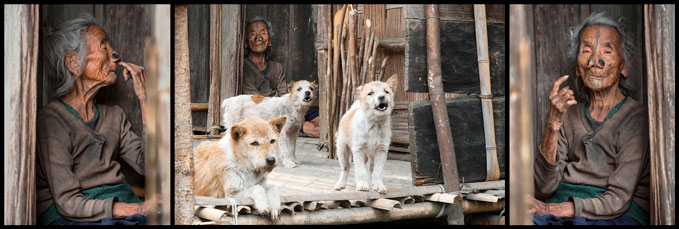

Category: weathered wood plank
[409, 96, 505, 184]
[404, 4, 505, 23]
[5, 4, 39, 225]
[174, 5, 196, 225]
[405, 19, 505, 94]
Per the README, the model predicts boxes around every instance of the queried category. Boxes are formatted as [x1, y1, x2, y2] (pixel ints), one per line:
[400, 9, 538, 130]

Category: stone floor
[192, 137, 414, 196]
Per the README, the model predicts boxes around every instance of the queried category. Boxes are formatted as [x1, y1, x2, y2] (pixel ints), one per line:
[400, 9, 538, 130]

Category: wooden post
[174, 4, 195, 225]
[508, 4, 535, 225]
[347, 7, 358, 114]
[644, 4, 675, 225]
[207, 5, 222, 134]
[424, 4, 460, 194]
[4, 4, 39, 225]
[473, 5, 500, 182]
[144, 4, 171, 225]
[316, 4, 332, 153]
[426, 4, 463, 225]
[220, 5, 245, 104]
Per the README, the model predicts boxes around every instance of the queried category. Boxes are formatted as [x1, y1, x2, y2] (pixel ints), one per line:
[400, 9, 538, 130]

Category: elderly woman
[530, 12, 649, 225]
[242, 16, 287, 96]
[36, 14, 151, 225]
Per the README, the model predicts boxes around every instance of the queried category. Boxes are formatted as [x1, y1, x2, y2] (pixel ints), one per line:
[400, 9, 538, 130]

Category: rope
[435, 184, 447, 218]
[227, 198, 238, 225]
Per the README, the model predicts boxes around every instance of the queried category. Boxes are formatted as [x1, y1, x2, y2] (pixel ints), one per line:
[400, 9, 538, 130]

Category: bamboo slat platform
[192, 137, 504, 225]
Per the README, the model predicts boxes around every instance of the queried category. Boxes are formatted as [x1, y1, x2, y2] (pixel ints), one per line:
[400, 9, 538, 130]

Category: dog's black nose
[378, 95, 385, 101]
[266, 157, 275, 165]
[112, 53, 120, 59]
[305, 91, 311, 95]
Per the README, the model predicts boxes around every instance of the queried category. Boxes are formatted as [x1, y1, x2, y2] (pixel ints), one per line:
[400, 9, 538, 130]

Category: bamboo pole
[345, 7, 358, 117]
[461, 199, 504, 214]
[367, 198, 402, 211]
[508, 4, 535, 225]
[377, 56, 389, 81]
[357, 19, 369, 75]
[361, 30, 375, 84]
[369, 37, 379, 82]
[473, 4, 500, 182]
[196, 185, 447, 206]
[208, 202, 444, 225]
[174, 4, 195, 225]
[426, 4, 463, 225]
[425, 4, 460, 194]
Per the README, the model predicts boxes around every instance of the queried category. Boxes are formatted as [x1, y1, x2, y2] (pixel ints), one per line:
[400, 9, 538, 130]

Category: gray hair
[43, 13, 97, 98]
[244, 16, 274, 58]
[566, 12, 637, 102]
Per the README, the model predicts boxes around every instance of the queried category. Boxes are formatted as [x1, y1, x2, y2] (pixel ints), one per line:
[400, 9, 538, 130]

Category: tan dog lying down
[221, 80, 316, 168]
[194, 116, 287, 221]
[334, 75, 398, 194]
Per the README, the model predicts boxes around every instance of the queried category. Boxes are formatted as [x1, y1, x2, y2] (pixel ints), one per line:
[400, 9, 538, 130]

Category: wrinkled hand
[545, 75, 577, 131]
[120, 61, 146, 102]
[528, 197, 550, 216]
[119, 61, 147, 124]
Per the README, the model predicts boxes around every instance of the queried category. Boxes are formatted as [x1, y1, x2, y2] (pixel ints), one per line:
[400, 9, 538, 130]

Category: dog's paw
[373, 184, 388, 194]
[268, 206, 280, 222]
[355, 181, 370, 192]
[281, 159, 298, 168]
[333, 182, 346, 191]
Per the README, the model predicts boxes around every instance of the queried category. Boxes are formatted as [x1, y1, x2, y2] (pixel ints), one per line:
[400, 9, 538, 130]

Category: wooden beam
[196, 185, 447, 206]
[508, 4, 535, 225]
[191, 103, 208, 111]
[207, 5, 222, 135]
[204, 202, 444, 225]
[4, 4, 39, 225]
[174, 4, 196, 225]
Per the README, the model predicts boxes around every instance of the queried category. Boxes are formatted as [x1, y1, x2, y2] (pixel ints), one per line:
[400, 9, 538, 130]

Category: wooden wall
[187, 4, 210, 131]
[39, 4, 154, 194]
[645, 4, 675, 225]
[530, 4, 647, 149]
[5, 4, 39, 225]
[245, 4, 318, 83]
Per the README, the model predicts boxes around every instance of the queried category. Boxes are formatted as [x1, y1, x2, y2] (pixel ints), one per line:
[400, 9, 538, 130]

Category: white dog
[221, 80, 316, 168]
[333, 75, 398, 194]
[194, 116, 287, 221]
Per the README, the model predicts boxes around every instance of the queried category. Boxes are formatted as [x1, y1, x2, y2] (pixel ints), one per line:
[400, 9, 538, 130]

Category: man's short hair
[566, 12, 637, 102]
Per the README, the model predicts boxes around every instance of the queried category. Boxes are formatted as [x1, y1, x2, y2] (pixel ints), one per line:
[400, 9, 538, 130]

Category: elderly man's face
[576, 25, 626, 91]
[247, 21, 271, 54]
[82, 25, 120, 85]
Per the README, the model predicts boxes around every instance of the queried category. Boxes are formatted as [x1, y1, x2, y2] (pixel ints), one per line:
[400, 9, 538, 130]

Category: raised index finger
[551, 75, 570, 96]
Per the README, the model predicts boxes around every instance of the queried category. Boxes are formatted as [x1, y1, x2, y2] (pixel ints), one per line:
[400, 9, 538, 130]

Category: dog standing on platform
[221, 80, 316, 168]
[194, 116, 287, 221]
[333, 75, 398, 194]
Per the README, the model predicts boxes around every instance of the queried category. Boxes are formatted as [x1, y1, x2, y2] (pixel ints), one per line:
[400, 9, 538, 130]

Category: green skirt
[546, 182, 649, 225]
[37, 182, 142, 225]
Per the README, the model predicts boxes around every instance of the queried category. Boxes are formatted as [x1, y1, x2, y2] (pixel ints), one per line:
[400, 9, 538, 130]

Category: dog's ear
[269, 116, 287, 134]
[386, 74, 399, 91]
[311, 81, 317, 90]
[230, 125, 248, 141]
[288, 81, 296, 93]
[355, 85, 362, 97]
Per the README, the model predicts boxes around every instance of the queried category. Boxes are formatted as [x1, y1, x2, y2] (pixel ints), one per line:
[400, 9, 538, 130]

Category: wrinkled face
[576, 25, 626, 91]
[230, 116, 286, 173]
[289, 80, 316, 104]
[246, 21, 271, 54]
[357, 75, 398, 117]
[82, 25, 120, 85]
